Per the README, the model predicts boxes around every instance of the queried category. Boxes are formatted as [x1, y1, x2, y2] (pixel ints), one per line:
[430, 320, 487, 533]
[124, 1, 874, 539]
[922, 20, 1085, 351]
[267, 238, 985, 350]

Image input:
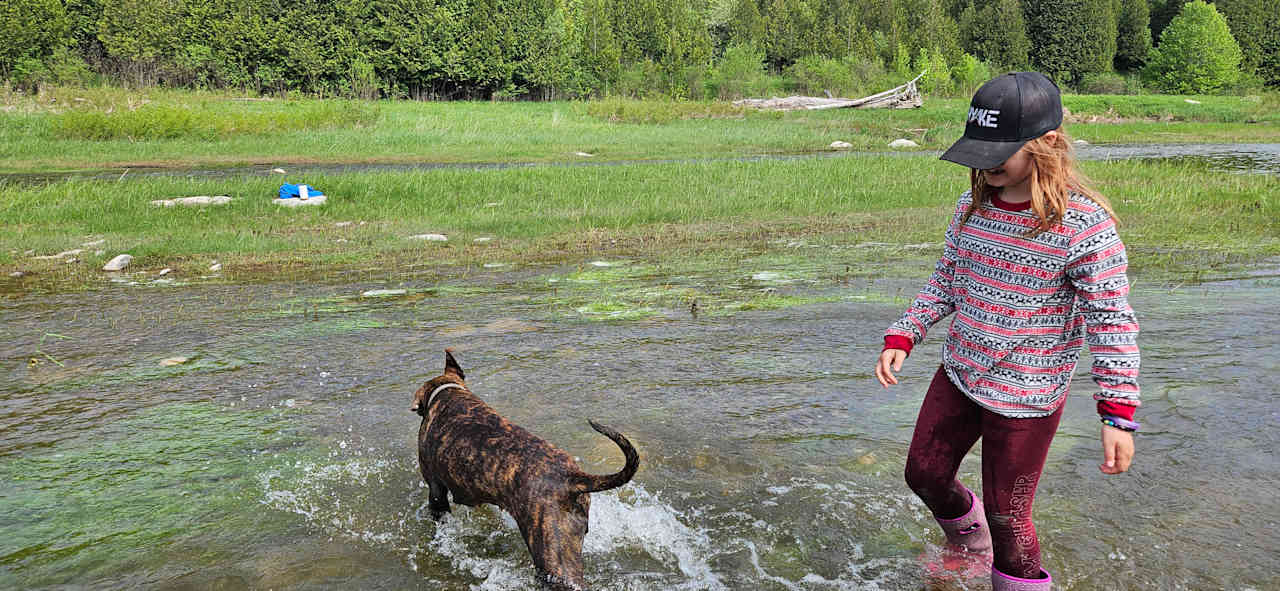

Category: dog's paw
[429, 503, 451, 521]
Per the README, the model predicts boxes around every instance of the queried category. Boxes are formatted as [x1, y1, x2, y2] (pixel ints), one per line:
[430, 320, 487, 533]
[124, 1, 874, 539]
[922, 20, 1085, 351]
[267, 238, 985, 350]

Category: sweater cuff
[1097, 400, 1136, 421]
[883, 335, 914, 356]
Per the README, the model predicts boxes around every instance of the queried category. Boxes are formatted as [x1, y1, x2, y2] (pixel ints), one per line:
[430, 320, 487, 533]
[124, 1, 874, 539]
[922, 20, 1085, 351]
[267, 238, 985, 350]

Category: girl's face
[983, 144, 1035, 191]
[982, 131, 1057, 199]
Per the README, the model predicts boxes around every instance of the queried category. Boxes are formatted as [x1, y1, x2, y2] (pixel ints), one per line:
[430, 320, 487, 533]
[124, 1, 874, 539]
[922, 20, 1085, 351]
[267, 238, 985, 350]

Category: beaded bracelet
[1100, 415, 1140, 432]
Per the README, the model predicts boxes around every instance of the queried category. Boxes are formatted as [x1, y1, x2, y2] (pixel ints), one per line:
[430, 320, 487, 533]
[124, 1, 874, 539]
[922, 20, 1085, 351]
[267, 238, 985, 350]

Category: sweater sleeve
[884, 197, 966, 348]
[1065, 207, 1141, 411]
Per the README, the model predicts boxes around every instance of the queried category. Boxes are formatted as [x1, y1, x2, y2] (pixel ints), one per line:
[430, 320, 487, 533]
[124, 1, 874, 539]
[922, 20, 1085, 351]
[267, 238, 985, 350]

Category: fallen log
[734, 71, 925, 111]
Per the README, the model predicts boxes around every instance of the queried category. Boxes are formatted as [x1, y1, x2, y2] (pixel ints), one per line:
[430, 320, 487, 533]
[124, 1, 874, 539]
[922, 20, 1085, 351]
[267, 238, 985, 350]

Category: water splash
[256, 455, 727, 590]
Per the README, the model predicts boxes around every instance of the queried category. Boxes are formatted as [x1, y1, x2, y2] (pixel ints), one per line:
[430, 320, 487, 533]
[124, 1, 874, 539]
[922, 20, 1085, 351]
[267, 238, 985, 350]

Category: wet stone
[103, 254, 132, 271]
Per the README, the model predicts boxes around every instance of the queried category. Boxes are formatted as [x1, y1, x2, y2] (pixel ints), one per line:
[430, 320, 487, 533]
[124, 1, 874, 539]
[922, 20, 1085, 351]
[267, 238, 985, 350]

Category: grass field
[1, 87, 1276, 291]
[2, 87, 1277, 173]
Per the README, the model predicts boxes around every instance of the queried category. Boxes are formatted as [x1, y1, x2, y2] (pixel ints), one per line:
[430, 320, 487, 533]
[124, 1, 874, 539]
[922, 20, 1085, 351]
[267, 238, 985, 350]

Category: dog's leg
[517, 501, 590, 590]
[426, 476, 451, 520]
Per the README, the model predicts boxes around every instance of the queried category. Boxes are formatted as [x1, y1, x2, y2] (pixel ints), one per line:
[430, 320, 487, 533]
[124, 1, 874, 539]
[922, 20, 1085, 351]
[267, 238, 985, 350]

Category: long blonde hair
[960, 127, 1117, 236]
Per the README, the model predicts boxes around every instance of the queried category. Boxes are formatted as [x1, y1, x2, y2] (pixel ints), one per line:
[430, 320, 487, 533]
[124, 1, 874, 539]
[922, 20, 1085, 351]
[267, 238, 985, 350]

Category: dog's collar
[426, 382, 465, 409]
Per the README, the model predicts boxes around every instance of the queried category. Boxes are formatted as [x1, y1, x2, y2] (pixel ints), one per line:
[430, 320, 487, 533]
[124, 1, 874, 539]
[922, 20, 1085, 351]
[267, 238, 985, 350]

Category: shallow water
[2, 269, 1277, 590]
[3, 143, 1278, 186]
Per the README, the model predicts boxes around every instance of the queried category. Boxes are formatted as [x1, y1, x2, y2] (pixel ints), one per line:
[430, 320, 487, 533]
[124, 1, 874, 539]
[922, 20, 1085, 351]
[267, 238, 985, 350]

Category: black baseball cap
[940, 72, 1063, 170]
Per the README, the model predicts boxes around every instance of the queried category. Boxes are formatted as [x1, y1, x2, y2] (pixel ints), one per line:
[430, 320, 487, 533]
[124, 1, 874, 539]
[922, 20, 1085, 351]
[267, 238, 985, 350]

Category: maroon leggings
[904, 366, 1063, 578]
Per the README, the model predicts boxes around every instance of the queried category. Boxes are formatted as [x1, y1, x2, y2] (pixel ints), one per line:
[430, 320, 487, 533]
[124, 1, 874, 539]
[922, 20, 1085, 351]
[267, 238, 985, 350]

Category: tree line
[2, 0, 1277, 99]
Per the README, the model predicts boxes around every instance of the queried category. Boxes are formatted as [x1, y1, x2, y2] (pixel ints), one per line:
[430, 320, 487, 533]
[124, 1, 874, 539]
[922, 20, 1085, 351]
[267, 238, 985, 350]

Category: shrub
[1080, 72, 1128, 94]
[786, 55, 855, 97]
[1143, 1, 1243, 94]
[913, 47, 953, 95]
[708, 43, 768, 100]
[951, 54, 993, 97]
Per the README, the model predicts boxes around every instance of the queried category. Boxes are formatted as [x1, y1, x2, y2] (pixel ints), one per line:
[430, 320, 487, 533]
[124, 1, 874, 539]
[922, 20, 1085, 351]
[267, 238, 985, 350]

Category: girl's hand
[875, 349, 907, 387]
[1100, 426, 1135, 474]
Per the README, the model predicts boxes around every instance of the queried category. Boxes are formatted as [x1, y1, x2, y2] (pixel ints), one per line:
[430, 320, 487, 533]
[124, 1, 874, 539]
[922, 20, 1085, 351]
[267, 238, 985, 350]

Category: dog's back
[412, 349, 639, 590]
[420, 388, 587, 508]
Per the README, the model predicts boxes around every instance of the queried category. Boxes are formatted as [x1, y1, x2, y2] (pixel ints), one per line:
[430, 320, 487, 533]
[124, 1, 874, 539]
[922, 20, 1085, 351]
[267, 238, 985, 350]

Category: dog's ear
[444, 348, 465, 380]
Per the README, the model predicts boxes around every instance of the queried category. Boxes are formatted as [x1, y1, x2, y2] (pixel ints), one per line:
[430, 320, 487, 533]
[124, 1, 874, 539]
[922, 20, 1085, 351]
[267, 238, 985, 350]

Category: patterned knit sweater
[885, 191, 1141, 418]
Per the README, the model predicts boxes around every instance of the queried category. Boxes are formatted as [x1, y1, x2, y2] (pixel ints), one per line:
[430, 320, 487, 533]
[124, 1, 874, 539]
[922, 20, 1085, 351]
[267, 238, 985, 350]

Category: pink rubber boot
[922, 485, 993, 583]
[935, 485, 992, 554]
[992, 567, 1052, 590]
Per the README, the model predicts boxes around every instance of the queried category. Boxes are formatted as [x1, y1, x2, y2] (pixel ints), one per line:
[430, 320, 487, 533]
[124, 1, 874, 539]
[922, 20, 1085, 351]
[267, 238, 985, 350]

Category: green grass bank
[2, 151, 1275, 292]
[2, 88, 1276, 292]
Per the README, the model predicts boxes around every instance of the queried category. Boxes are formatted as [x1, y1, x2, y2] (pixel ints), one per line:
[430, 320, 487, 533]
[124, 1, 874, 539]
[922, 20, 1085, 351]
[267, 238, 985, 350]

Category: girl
[874, 72, 1140, 590]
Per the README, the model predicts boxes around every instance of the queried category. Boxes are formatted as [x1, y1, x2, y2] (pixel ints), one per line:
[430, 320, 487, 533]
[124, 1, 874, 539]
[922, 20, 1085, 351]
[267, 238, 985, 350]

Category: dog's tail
[575, 420, 640, 493]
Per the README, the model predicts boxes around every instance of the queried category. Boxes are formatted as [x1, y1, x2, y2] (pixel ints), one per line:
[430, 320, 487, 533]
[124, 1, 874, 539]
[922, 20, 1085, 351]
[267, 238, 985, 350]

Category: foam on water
[583, 486, 726, 590]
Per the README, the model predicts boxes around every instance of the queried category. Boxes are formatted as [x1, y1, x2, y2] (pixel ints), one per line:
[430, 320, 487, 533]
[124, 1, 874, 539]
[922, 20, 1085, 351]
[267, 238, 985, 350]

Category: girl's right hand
[875, 349, 907, 387]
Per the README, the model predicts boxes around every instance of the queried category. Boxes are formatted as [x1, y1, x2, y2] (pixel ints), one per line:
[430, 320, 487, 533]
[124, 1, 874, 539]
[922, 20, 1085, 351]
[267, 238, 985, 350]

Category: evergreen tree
[1212, 0, 1271, 78]
[727, 0, 766, 50]
[1148, 0, 1186, 44]
[577, 0, 622, 93]
[1259, 0, 1280, 87]
[1024, 0, 1117, 84]
[0, 0, 68, 79]
[1143, 0, 1243, 93]
[959, 0, 1030, 71]
[1080, 0, 1119, 75]
[898, 0, 962, 63]
[763, 0, 819, 67]
[1114, 0, 1153, 71]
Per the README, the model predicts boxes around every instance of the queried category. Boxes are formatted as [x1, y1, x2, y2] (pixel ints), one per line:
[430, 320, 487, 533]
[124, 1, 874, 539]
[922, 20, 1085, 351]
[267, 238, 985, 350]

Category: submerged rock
[160, 356, 189, 366]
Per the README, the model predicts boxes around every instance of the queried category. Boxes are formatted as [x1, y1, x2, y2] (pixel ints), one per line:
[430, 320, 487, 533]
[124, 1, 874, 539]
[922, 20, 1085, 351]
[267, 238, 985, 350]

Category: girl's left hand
[1100, 426, 1134, 474]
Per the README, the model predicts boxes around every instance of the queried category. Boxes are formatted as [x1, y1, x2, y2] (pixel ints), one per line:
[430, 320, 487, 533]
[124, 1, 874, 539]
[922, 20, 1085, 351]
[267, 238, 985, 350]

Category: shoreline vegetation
[1, 89, 1277, 293]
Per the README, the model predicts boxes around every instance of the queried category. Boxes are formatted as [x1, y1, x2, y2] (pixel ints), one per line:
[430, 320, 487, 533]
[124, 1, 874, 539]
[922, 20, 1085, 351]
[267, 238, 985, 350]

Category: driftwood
[734, 71, 925, 111]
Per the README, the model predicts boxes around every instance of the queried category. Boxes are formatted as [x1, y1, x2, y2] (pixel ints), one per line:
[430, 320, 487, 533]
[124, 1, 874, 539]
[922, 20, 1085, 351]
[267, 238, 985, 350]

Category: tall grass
[50, 101, 379, 141]
[2, 87, 1277, 174]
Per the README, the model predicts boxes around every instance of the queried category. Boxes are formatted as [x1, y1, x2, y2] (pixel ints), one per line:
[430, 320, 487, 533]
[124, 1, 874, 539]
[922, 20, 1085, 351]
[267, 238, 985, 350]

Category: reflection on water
[1, 272, 1277, 590]
[1075, 142, 1280, 174]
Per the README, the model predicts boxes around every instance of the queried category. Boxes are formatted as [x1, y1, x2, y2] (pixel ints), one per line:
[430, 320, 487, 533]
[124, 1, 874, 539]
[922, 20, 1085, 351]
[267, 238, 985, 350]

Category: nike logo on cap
[968, 107, 1000, 128]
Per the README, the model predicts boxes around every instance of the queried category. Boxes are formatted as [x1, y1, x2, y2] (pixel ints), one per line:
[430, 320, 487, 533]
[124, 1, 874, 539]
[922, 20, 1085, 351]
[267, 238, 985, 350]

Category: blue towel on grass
[278, 183, 324, 199]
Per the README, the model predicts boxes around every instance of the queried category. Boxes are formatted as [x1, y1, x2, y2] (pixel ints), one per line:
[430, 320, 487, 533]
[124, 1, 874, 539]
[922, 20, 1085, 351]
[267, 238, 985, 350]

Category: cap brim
[939, 137, 1028, 170]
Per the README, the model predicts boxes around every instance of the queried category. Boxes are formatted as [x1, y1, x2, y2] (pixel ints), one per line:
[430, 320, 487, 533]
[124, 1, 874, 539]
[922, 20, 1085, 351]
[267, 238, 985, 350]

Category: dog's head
[411, 348, 467, 416]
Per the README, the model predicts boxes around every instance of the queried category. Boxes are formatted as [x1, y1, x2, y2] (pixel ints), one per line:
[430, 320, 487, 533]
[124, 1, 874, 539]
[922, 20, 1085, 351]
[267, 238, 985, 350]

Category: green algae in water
[12, 351, 255, 398]
[0, 402, 303, 587]
[574, 300, 659, 321]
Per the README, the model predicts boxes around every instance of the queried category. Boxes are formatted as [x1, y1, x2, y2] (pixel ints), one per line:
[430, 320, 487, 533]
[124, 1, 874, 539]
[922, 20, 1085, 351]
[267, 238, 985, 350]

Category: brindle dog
[411, 349, 639, 591]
